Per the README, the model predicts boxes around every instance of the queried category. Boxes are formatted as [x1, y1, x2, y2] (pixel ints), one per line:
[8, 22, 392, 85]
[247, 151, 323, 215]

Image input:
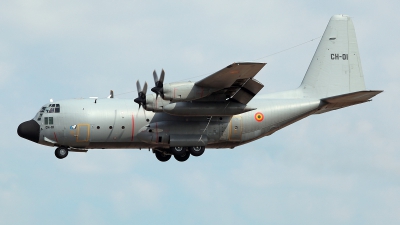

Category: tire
[170, 146, 187, 156]
[55, 147, 68, 159]
[189, 146, 205, 157]
[155, 151, 171, 162]
[174, 151, 190, 162]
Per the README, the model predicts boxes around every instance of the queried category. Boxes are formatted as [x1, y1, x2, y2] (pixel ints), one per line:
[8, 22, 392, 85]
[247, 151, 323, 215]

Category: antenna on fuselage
[89, 97, 98, 103]
[108, 90, 114, 98]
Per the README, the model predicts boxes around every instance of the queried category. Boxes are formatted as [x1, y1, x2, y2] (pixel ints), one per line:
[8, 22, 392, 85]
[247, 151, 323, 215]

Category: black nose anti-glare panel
[17, 120, 40, 143]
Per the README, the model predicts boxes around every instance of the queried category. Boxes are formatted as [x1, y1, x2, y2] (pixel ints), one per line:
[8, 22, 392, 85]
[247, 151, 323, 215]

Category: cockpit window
[35, 107, 46, 121]
[46, 104, 61, 113]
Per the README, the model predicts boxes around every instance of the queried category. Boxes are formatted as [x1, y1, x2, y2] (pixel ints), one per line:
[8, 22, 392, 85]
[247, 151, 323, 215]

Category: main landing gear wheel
[170, 146, 187, 156]
[155, 151, 171, 162]
[55, 147, 68, 159]
[189, 146, 205, 157]
[174, 151, 190, 162]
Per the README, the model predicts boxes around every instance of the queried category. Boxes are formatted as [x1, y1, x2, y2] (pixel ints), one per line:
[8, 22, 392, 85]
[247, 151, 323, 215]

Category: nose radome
[17, 120, 40, 143]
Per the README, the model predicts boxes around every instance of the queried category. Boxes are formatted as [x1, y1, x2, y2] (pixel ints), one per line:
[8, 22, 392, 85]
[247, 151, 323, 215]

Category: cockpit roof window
[46, 104, 61, 113]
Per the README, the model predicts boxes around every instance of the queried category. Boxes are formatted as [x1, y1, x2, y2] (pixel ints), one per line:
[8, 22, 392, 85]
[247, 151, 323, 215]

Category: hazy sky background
[1, 0, 399, 224]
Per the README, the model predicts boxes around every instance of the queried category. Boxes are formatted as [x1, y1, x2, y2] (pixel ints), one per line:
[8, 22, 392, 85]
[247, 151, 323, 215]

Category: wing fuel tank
[162, 102, 255, 116]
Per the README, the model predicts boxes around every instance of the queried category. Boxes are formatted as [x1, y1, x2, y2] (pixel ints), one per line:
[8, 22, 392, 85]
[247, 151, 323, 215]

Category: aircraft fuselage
[22, 98, 321, 150]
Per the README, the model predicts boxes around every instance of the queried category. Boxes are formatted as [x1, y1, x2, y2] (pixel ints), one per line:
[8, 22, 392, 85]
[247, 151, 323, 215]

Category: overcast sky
[1, 0, 399, 224]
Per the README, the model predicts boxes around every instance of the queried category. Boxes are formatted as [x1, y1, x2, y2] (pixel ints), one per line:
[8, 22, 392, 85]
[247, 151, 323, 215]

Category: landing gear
[189, 146, 205, 157]
[174, 151, 190, 162]
[170, 146, 187, 156]
[153, 146, 205, 162]
[155, 151, 171, 162]
[55, 147, 68, 159]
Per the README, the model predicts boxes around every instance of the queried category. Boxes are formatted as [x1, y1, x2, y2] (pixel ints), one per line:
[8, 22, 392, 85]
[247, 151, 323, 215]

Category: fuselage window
[49, 117, 53, 124]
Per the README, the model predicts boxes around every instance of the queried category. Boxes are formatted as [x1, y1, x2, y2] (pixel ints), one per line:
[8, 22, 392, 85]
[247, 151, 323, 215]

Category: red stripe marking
[131, 114, 135, 141]
[53, 132, 58, 142]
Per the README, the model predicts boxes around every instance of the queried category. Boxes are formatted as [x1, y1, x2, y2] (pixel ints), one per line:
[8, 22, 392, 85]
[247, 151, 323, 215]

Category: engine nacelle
[145, 94, 168, 112]
[162, 82, 216, 102]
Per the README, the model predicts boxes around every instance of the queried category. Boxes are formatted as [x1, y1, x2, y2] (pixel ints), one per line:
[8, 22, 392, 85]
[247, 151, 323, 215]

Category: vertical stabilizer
[300, 15, 366, 98]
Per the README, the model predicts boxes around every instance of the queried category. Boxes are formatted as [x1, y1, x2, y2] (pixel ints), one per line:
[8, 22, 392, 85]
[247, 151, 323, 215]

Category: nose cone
[17, 120, 40, 143]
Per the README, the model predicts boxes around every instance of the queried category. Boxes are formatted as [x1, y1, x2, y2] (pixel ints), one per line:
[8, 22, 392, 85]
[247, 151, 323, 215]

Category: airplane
[17, 15, 382, 162]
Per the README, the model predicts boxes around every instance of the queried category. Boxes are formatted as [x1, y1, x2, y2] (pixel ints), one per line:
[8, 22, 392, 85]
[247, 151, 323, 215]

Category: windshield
[34, 107, 46, 121]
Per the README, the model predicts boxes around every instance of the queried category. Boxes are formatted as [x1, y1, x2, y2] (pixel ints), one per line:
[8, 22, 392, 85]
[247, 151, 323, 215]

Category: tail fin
[300, 15, 366, 98]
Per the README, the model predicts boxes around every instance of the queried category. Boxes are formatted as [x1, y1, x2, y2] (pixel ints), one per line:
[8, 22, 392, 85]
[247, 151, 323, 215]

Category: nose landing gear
[55, 147, 68, 159]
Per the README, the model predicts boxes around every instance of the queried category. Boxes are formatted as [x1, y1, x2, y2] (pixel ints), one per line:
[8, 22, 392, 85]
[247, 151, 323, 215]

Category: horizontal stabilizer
[316, 90, 383, 114]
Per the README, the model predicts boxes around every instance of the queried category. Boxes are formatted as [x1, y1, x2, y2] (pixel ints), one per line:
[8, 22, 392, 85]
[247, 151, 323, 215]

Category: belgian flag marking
[255, 112, 264, 122]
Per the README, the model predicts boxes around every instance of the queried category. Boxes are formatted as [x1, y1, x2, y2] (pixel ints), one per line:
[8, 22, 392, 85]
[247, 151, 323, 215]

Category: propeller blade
[153, 70, 158, 84]
[159, 69, 165, 84]
[143, 82, 148, 95]
[136, 80, 141, 94]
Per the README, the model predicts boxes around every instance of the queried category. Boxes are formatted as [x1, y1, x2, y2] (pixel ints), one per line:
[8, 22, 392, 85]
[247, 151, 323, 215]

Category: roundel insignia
[255, 112, 264, 122]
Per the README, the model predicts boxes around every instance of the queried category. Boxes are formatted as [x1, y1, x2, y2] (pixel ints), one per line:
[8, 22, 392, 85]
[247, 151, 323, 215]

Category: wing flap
[231, 79, 265, 104]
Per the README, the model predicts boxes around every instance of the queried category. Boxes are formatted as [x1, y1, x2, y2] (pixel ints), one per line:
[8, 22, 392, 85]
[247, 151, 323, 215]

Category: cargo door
[229, 115, 242, 141]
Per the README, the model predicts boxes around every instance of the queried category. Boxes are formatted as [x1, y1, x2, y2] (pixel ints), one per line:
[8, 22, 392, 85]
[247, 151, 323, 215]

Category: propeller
[151, 69, 165, 99]
[134, 80, 148, 109]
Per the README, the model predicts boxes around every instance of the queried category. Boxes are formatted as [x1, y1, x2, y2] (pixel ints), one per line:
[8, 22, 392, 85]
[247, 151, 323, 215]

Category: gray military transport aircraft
[18, 15, 382, 162]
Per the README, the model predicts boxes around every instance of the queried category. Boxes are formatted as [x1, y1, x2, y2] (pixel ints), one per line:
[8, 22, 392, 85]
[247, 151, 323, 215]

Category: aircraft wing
[195, 62, 266, 104]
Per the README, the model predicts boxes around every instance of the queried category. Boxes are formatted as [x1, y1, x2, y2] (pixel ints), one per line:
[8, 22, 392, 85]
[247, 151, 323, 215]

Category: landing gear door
[229, 115, 242, 141]
[76, 124, 90, 142]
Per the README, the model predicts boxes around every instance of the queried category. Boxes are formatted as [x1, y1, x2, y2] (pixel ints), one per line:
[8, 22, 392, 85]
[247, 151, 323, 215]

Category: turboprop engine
[162, 82, 216, 102]
[150, 70, 217, 102]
